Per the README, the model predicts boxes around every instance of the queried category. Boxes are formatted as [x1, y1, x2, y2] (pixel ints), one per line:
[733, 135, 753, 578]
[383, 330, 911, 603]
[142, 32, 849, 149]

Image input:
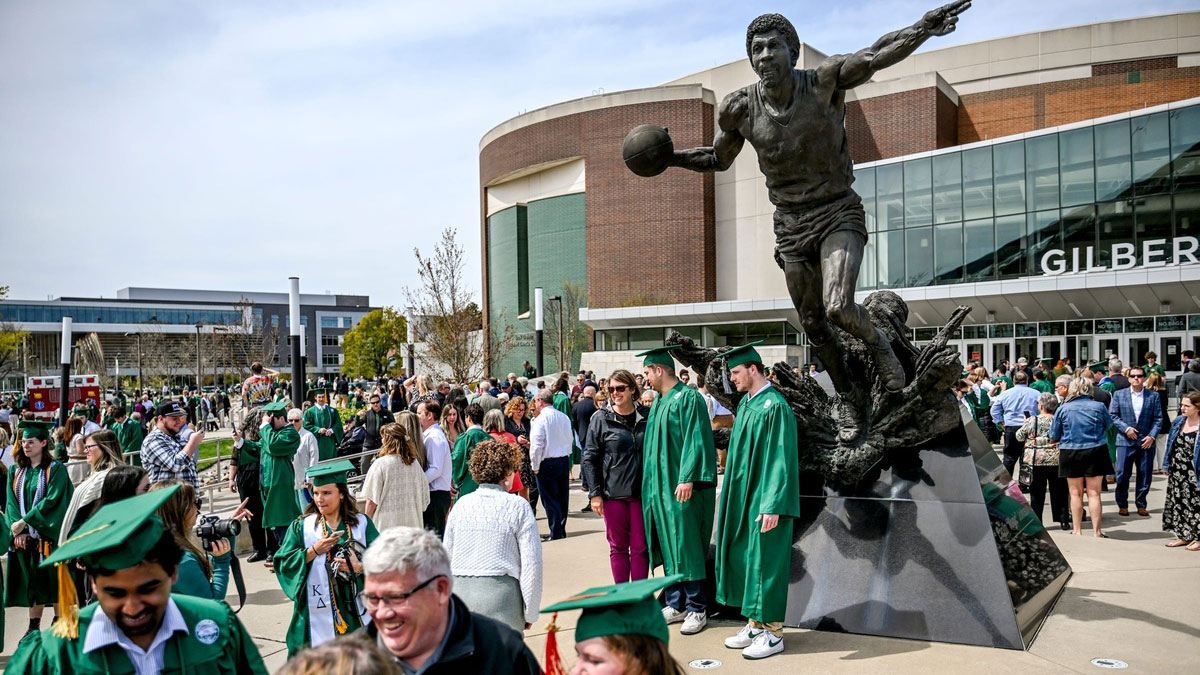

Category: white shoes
[680, 611, 708, 635]
[742, 630, 785, 659]
[724, 623, 763, 649]
[661, 606, 686, 624]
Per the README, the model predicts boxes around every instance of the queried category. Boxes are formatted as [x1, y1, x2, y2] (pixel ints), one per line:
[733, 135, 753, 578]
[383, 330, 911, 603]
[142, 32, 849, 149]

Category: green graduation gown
[274, 513, 379, 657]
[102, 416, 145, 467]
[452, 427, 493, 497]
[553, 392, 581, 465]
[641, 381, 717, 582]
[5, 594, 268, 674]
[715, 385, 800, 623]
[303, 405, 343, 462]
[5, 461, 74, 607]
[253, 423, 302, 528]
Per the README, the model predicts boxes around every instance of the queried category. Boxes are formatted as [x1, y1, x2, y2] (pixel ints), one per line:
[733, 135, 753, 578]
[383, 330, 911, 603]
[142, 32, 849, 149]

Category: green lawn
[197, 438, 234, 473]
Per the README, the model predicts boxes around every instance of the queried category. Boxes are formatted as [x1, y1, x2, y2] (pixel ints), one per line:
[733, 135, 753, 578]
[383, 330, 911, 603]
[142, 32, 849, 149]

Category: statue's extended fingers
[949, 0, 972, 16]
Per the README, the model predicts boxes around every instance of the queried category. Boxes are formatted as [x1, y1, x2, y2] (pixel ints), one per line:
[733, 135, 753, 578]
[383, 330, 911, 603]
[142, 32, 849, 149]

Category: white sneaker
[680, 611, 708, 635]
[742, 630, 784, 659]
[661, 606, 686, 624]
[724, 623, 762, 649]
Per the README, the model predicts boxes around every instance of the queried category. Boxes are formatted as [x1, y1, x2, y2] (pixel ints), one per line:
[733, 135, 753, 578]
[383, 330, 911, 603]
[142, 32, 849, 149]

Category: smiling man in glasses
[350, 527, 539, 674]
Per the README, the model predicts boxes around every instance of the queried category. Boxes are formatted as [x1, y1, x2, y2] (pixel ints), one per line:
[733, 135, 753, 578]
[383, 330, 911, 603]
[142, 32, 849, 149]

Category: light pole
[534, 288, 544, 378]
[125, 332, 143, 392]
[59, 317, 72, 428]
[405, 314, 416, 378]
[548, 295, 564, 373]
[194, 324, 202, 391]
[288, 277, 305, 405]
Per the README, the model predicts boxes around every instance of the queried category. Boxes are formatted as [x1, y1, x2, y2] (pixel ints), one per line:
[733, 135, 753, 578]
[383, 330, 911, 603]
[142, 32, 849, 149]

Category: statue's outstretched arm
[671, 89, 747, 173]
[826, 0, 971, 91]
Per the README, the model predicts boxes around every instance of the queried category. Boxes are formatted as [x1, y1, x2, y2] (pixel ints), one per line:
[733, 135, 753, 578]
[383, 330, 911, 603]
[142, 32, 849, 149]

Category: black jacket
[583, 403, 648, 500]
[363, 408, 395, 449]
[357, 594, 540, 675]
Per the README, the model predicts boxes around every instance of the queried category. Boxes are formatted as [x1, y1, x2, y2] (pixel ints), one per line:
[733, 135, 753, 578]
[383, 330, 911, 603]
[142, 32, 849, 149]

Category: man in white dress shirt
[418, 400, 453, 538]
[530, 389, 574, 541]
[287, 408, 320, 510]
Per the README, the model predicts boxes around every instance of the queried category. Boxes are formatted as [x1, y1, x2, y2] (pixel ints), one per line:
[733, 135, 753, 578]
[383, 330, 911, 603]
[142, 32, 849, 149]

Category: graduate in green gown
[552, 385, 582, 468]
[101, 405, 144, 467]
[5, 486, 268, 674]
[6, 420, 75, 637]
[304, 386, 343, 461]
[451, 403, 491, 498]
[1089, 361, 1120, 464]
[714, 342, 800, 660]
[636, 346, 717, 636]
[274, 460, 380, 657]
[240, 401, 302, 545]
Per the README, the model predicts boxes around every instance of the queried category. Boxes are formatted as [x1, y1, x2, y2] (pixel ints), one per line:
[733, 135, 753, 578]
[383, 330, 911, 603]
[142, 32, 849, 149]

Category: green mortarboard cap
[18, 420, 53, 440]
[542, 574, 683, 644]
[309, 386, 331, 398]
[1037, 357, 1054, 366]
[635, 346, 677, 369]
[261, 401, 289, 416]
[723, 340, 765, 369]
[307, 460, 355, 486]
[1086, 361, 1109, 374]
[42, 485, 180, 570]
[71, 405, 88, 414]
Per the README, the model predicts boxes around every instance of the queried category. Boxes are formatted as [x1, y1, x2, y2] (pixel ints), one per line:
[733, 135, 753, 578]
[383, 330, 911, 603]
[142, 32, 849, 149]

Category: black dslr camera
[193, 514, 242, 552]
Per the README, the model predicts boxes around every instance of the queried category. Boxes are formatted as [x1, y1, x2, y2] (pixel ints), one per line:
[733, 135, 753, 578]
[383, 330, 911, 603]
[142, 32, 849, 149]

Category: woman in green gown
[274, 460, 379, 657]
[6, 420, 75, 637]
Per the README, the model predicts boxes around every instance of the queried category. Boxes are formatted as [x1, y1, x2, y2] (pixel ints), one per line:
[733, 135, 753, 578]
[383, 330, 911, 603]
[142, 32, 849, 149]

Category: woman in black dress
[1162, 391, 1200, 550]
[503, 396, 537, 515]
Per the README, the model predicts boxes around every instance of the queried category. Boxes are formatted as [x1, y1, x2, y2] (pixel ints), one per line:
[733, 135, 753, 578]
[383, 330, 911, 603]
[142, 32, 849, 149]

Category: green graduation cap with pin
[306, 460, 355, 486]
[1086, 360, 1109, 374]
[260, 401, 290, 417]
[723, 340, 765, 369]
[542, 574, 683, 647]
[634, 346, 677, 369]
[308, 385, 332, 399]
[18, 419, 54, 441]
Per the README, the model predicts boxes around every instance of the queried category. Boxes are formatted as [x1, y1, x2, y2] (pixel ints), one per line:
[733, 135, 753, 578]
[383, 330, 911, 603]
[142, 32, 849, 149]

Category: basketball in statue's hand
[622, 124, 673, 177]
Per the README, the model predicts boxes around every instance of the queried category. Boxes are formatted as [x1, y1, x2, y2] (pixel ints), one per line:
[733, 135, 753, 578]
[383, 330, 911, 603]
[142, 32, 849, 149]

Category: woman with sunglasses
[583, 369, 651, 583]
[275, 460, 379, 657]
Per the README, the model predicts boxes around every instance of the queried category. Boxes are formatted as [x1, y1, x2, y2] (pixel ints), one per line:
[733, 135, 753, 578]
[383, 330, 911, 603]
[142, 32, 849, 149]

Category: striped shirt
[83, 598, 189, 675]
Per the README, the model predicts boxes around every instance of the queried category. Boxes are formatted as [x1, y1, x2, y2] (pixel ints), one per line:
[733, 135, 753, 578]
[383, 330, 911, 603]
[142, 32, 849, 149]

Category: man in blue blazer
[1109, 366, 1163, 516]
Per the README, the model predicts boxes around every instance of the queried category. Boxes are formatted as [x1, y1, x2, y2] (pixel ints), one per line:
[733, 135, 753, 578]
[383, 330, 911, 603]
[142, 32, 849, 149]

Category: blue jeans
[663, 580, 706, 614]
[536, 456, 570, 540]
[1115, 445, 1154, 509]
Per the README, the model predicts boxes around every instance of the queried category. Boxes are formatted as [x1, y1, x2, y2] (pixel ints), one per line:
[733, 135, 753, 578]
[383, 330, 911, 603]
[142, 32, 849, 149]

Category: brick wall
[845, 87, 957, 164]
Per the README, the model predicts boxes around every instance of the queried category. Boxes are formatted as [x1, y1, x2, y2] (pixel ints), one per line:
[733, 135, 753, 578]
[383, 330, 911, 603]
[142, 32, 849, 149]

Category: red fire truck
[25, 375, 101, 422]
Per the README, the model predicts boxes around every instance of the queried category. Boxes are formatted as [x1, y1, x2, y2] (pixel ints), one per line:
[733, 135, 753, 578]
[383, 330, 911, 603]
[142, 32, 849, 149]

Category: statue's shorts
[772, 191, 867, 269]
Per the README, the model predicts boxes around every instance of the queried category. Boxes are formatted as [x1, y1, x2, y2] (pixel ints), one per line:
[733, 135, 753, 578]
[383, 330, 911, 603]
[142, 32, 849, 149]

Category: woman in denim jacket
[1049, 377, 1114, 537]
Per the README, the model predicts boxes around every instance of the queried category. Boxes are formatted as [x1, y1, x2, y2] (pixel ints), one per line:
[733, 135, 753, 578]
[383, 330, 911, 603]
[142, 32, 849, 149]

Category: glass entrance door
[991, 340, 1013, 373]
[1159, 334, 1184, 372]
[1098, 338, 1121, 364]
[1125, 335, 1152, 370]
[966, 342, 985, 370]
[1014, 338, 1038, 369]
[1038, 338, 1065, 366]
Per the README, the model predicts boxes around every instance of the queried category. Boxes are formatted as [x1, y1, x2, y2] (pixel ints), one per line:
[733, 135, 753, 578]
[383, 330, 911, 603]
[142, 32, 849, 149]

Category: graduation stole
[318, 515, 351, 634]
[14, 463, 50, 544]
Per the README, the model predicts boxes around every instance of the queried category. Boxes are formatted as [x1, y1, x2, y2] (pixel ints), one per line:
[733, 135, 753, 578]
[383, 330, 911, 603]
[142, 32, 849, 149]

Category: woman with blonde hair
[59, 429, 126, 544]
[361, 423, 430, 531]
[1050, 377, 1114, 537]
[441, 403, 465, 447]
[395, 411, 427, 469]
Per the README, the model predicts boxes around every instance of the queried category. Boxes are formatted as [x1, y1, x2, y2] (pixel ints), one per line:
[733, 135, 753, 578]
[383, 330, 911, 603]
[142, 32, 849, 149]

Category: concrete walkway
[4, 467, 1199, 673]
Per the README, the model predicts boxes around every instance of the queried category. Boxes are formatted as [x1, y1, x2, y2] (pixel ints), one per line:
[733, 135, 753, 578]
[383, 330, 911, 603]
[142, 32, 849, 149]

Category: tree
[405, 228, 514, 382]
[342, 308, 407, 378]
[0, 286, 29, 384]
[543, 279, 589, 373]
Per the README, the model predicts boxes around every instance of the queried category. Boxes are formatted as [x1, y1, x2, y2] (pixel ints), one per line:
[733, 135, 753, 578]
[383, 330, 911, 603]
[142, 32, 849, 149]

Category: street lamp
[548, 295, 564, 373]
[125, 332, 143, 393]
[194, 323, 202, 391]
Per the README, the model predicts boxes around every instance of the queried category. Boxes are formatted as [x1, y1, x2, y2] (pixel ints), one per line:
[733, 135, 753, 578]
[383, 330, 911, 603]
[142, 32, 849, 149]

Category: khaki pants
[749, 619, 784, 637]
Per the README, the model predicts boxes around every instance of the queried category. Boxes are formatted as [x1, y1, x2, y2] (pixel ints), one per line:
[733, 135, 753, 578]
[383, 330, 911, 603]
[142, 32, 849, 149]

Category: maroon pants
[603, 497, 648, 583]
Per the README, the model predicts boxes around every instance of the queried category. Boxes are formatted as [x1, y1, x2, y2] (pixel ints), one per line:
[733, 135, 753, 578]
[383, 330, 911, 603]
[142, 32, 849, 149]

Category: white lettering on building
[1040, 237, 1200, 276]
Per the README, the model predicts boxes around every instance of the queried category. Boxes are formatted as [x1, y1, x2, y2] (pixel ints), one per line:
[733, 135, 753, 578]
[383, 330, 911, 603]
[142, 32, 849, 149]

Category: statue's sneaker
[837, 393, 869, 444]
[742, 631, 785, 659]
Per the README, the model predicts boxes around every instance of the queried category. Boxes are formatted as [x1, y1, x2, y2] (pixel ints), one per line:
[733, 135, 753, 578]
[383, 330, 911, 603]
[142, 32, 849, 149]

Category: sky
[1, 0, 1195, 310]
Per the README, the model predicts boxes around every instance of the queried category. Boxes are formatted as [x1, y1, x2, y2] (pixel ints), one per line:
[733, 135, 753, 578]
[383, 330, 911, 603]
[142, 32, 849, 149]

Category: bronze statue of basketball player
[663, 1, 970, 442]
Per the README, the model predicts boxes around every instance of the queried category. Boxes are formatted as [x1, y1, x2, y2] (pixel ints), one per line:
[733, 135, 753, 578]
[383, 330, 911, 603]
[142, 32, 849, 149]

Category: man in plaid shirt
[141, 401, 205, 488]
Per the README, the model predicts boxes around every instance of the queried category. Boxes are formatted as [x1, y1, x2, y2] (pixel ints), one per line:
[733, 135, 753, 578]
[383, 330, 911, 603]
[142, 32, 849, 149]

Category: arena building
[479, 12, 1200, 379]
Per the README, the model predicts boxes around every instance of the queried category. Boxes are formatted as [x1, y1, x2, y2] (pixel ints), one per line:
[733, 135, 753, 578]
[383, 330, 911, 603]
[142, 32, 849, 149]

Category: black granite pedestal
[781, 407, 1071, 649]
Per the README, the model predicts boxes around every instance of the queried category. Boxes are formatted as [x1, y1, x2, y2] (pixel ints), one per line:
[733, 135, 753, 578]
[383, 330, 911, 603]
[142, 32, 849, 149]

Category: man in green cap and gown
[715, 342, 799, 660]
[101, 405, 145, 467]
[452, 403, 491, 498]
[5, 485, 268, 674]
[1088, 361, 1120, 475]
[304, 386, 343, 462]
[236, 401, 301, 563]
[636, 345, 717, 636]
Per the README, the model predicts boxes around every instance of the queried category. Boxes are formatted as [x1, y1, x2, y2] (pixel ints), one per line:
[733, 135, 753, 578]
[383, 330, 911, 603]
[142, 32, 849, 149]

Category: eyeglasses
[370, 400, 381, 404]
[84, 444, 101, 450]
[607, 385, 629, 393]
[1130, 374, 1145, 378]
[357, 575, 443, 610]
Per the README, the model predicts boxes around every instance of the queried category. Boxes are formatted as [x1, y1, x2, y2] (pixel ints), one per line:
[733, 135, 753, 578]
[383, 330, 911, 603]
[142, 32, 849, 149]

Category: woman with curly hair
[443, 440, 542, 632]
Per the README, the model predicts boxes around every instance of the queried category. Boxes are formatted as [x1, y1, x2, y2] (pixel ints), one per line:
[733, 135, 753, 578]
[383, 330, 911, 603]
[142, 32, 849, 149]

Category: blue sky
[1, 0, 1194, 309]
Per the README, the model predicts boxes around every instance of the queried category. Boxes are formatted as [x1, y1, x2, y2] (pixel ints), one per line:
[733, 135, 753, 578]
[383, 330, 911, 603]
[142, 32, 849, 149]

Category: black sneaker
[247, 550, 268, 563]
[579, 504, 592, 513]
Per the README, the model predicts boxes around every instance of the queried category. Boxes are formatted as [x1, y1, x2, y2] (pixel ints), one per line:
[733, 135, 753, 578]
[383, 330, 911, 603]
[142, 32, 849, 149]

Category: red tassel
[544, 611, 565, 675]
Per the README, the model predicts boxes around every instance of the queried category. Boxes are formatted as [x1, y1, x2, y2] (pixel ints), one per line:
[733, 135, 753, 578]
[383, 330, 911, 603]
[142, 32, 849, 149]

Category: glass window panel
[1015, 323, 1038, 338]
[706, 323, 746, 347]
[993, 141, 1026, 216]
[1190, 315, 1200, 332]
[1125, 317, 1153, 333]
[1176, 191, 1200, 240]
[933, 222, 963, 284]
[1027, 210, 1062, 276]
[1066, 320, 1093, 335]
[995, 214, 1025, 278]
[877, 229, 906, 288]
[989, 324, 1014, 338]
[855, 167, 877, 232]
[1095, 119, 1131, 201]
[904, 158, 932, 227]
[876, 163, 904, 230]
[1135, 194, 1173, 264]
[1026, 134, 1059, 212]
[1096, 200, 1133, 267]
[915, 328, 939, 341]
[1060, 127, 1095, 207]
[933, 153, 963, 224]
[963, 218, 995, 282]
[1157, 315, 1186, 332]
[905, 227, 933, 287]
[745, 322, 786, 346]
[628, 328, 667, 350]
[321, 316, 338, 327]
[962, 325, 988, 339]
[962, 147, 993, 220]
[1132, 112, 1170, 196]
[1038, 322, 1065, 337]
[1062, 204, 1096, 266]
[857, 240, 877, 291]
[1095, 319, 1123, 335]
[1171, 105, 1200, 192]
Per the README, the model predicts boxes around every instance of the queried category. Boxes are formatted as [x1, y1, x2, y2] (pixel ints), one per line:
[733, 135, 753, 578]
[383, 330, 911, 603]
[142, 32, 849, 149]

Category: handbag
[1018, 444, 1039, 491]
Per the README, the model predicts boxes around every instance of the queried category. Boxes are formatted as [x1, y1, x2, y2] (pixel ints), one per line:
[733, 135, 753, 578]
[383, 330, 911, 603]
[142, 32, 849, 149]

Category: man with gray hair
[531, 388, 575, 540]
[355, 527, 540, 673]
[288, 407, 320, 509]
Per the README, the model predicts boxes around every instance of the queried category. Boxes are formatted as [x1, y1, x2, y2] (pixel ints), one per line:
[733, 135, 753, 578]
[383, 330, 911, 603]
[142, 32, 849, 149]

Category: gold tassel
[50, 561, 79, 639]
